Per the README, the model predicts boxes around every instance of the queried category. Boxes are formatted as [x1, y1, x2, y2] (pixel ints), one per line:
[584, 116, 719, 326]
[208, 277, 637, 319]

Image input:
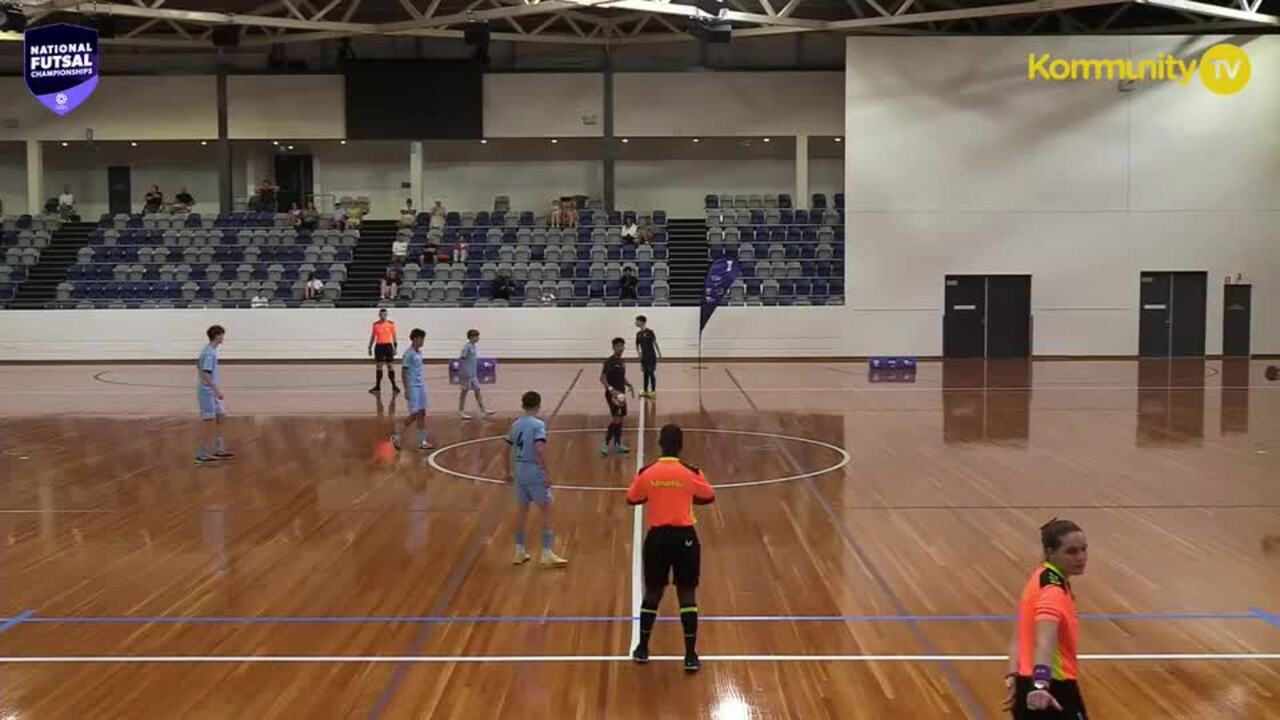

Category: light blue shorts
[197, 389, 226, 420]
[407, 386, 428, 414]
[461, 376, 480, 391]
[514, 465, 551, 506]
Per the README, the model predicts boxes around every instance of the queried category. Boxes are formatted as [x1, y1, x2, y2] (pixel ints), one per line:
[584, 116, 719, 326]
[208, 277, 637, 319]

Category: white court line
[629, 399, 646, 653]
[1, 653, 1278, 664]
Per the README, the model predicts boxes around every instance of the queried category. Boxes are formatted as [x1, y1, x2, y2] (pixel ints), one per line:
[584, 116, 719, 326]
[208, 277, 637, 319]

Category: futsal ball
[614, 391, 627, 406]
[540, 291, 557, 305]
[1266, 365, 1279, 382]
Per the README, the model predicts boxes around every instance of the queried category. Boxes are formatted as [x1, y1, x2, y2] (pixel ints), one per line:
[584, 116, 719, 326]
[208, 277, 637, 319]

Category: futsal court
[1, 358, 1277, 719]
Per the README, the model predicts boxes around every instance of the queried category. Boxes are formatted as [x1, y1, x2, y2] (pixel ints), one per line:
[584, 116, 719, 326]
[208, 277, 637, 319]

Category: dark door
[107, 166, 131, 215]
[273, 153, 313, 213]
[1139, 272, 1172, 357]
[1222, 284, 1251, 358]
[944, 275, 985, 359]
[1170, 272, 1206, 357]
[986, 275, 1032, 359]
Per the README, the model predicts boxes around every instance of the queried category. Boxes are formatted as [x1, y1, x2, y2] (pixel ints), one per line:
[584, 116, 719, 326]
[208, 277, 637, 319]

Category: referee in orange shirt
[367, 309, 400, 395]
[1005, 518, 1089, 719]
[626, 424, 716, 672]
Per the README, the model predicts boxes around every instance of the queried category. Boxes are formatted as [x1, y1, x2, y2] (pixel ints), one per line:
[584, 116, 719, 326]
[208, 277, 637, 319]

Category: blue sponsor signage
[24, 24, 100, 116]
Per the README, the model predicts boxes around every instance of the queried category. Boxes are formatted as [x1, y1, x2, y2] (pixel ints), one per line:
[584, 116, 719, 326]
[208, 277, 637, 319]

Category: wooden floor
[1, 358, 1278, 719]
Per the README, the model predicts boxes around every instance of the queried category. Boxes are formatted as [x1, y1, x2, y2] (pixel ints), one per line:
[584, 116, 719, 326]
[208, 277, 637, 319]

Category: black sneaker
[631, 645, 649, 664]
[213, 451, 235, 460]
[369, 386, 381, 395]
[391, 386, 401, 395]
[194, 455, 216, 465]
[683, 653, 700, 673]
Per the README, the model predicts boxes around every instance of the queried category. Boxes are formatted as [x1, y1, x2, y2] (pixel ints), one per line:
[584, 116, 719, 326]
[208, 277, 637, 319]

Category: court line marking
[1250, 607, 1280, 630]
[0, 610, 34, 633]
[0, 612, 1260, 625]
[2, 653, 1278, 664]
[629, 399, 646, 652]
[427, 427, 850, 491]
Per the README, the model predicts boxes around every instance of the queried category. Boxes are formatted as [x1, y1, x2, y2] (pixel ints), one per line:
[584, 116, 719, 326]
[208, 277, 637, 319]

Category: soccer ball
[614, 391, 627, 406]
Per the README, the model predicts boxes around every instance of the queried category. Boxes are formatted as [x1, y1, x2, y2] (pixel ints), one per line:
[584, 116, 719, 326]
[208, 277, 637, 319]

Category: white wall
[844, 35, 1280, 357]
[228, 75, 345, 140]
[423, 160, 602, 214]
[615, 72, 843, 137]
[0, 142, 26, 217]
[0, 76, 217, 142]
[484, 74, 603, 138]
[43, 143, 220, 219]
[616, 158, 842, 216]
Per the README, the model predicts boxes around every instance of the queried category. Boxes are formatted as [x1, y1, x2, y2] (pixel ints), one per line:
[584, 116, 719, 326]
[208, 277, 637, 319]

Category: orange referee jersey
[371, 320, 397, 345]
[627, 457, 715, 528]
[1016, 562, 1080, 680]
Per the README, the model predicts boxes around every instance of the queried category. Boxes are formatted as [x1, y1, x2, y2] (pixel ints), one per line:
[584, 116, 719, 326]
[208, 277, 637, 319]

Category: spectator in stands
[418, 236, 440, 266]
[301, 201, 319, 231]
[391, 233, 410, 263]
[550, 200, 564, 228]
[381, 260, 404, 301]
[143, 184, 164, 214]
[346, 201, 366, 230]
[304, 272, 324, 301]
[430, 201, 447, 230]
[490, 270, 513, 302]
[255, 178, 279, 212]
[58, 186, 76, 219]
[251, 292, 270, 309]
[452, 235, 468, 264]
[620, 266, 638, 301]
[399, 199, 416, 228]
[334, 203, 348, 231]
[562, 198, 579, 228]
[621, 218, 639, 245]
[172, 187, 195, 214]
[287, 202, 303, 228]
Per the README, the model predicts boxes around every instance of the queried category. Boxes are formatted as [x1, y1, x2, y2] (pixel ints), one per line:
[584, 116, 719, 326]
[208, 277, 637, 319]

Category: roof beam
[59, 2, 376, 33]
[825, 0, 1128, 30]
[1135, 0, 1280, 24]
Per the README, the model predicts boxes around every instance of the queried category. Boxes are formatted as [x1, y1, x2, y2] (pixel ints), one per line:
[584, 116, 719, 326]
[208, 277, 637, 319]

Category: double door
[943, 275, 1032, 359]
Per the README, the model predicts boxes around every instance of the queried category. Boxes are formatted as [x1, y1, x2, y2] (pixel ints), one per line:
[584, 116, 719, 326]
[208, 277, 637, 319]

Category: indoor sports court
[1, 0, 1278, 718]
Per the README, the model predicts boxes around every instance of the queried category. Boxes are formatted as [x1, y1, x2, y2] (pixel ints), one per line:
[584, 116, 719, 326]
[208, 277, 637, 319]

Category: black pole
[216, 61, 232, 214]
[602, 52, 615, 213]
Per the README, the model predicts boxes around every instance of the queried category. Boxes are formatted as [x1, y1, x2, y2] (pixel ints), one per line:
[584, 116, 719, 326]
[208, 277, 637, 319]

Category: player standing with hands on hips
[1005, 518, 1090, 719]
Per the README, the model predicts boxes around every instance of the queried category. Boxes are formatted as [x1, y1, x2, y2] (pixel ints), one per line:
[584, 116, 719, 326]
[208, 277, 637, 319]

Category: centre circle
[426, 428, 850, 491]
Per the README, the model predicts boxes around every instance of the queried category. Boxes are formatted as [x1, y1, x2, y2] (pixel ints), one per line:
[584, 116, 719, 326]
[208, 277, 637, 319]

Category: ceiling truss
[0, 0, 1275, 47]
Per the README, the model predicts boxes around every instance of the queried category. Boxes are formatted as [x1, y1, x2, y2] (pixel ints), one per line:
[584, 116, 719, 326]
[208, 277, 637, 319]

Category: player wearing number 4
[457, 329, 495, 421]
[504, 391, 569, 568]
[391, 328, 433, 452]
[600, 337, 636, 457]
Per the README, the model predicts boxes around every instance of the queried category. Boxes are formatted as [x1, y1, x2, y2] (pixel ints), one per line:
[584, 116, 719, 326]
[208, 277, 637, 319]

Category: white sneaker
[513, 548, 531, 565]
[460, 413, 473, 420]
[539, 550, 569, 568]
[482, 410, 497, 418]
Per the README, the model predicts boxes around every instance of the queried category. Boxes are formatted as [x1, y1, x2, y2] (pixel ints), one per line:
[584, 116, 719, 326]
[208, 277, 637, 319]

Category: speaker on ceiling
[211, 25, 240, 48]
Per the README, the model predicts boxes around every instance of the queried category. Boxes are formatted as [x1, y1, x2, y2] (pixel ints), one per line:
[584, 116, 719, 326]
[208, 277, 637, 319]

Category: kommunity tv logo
[1027, 43, 1251, 95]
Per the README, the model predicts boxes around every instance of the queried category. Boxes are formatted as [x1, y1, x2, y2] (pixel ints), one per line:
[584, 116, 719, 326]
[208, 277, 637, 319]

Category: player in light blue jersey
[504, 391, 569, 568]
[195, 324, 233, 465]
[391, 328, 433, 451]
[457, 329, 496, 421]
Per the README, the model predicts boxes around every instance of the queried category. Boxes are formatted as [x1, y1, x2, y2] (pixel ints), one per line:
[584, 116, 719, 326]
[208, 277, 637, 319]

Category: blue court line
[0, 611, 1258, 625]
[0, 610, 35, 633]
[1249, 607, 1280, 629]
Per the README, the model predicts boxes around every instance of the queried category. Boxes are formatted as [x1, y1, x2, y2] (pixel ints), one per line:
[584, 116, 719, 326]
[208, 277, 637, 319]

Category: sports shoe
[482, 410, 497, 418]
[368, 386, 381, 395]
[417, 441, 435, 451]
[615, 444, 631, 455]
[683, 653, 701, 673]
[460, 413, 474, 420]
[631, 645, 650, 664]
[599, 444, 610, 457]
[391, 386, 401, 395]
[194, 455, 216, 465]
[513, 548, 531, 565]
[213, 450, 235, 460]
[539, 551, 569, 568]
[391, 432, 403, 451]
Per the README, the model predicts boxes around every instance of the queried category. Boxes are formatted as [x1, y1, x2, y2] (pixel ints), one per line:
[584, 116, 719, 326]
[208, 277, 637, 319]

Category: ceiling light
[287, 145, 295, 150]
[60, 142, 68, 147]
[834, 137, 843, 143]
[130, 142, 138, 147]
[272, 141, 279, 146]
[480, 139, 488, 145]
[340, 140, 347, 145]
[200, 141, 208, 146]
[762, 137, 771, 143]
[550, 139, 558, 144]
[620, 138, 629, 143]
[692, 138, 700, 144]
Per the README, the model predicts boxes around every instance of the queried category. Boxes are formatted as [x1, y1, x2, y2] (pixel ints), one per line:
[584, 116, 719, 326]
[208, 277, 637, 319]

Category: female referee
[1004, 518, 1089, 719]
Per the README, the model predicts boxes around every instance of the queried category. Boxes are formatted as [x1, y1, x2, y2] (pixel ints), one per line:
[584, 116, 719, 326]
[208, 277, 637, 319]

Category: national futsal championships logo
[23, 23, 101, 115]
[1027, 43, 1251, 96]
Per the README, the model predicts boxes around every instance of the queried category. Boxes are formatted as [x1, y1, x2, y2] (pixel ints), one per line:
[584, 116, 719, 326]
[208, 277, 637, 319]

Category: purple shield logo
[24, 24, 100, 116]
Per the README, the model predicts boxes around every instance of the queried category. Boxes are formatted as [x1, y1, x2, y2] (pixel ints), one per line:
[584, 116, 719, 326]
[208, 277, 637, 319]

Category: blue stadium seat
[705, 195, 718, 209]
[811, 194, 827, 209]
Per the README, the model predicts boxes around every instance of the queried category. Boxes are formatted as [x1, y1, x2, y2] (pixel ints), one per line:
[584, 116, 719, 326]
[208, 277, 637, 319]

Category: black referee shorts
[642, 525, 700, 590]
[374, 344, 396, 363]
[1012, 677, 1088, 720]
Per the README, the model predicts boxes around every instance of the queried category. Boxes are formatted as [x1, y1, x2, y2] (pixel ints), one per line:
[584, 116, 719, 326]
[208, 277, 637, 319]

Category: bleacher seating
[705, 193, 844, 306]
[384, 204, 670, 308]
[50, 212, 351, 308]
[1, 214, 65, 305]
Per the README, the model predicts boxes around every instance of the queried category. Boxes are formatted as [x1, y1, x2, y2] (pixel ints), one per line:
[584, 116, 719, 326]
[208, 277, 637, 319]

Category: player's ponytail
[1040, 517, 1083, 555]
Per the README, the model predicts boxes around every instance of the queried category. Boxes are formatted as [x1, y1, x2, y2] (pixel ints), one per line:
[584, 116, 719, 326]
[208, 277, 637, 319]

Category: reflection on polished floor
[0, 359, 1277, 719]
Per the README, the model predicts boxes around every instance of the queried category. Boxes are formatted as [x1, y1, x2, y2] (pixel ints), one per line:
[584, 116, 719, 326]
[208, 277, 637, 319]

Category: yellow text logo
[1027, 43, 1250, 95]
